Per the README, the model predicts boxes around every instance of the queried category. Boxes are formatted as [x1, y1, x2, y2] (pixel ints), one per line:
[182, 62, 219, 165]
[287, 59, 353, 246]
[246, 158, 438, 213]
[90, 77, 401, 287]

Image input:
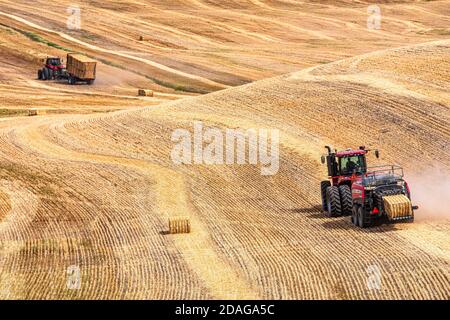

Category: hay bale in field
[28, 109, 38, 116]
[66, 53, 97, 80]
[383, 194, 413, 220]
[168, 217, 191, 234]
[138, 89, 154, 97]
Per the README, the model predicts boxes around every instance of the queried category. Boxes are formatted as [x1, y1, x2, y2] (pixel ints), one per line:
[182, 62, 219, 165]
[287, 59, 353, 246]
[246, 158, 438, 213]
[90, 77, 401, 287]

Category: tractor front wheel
[326, 186, 342, 217]
[43, 68, 50, 81]
[339, 185, 352, 216]
[320, 181, 331, 211]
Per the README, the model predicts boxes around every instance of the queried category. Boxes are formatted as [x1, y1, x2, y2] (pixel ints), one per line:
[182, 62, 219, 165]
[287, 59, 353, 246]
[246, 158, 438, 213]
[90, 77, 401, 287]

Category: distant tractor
[37, 53, 96, 85]
[320, 146, 417, 228]
[37, 57, 65, 81]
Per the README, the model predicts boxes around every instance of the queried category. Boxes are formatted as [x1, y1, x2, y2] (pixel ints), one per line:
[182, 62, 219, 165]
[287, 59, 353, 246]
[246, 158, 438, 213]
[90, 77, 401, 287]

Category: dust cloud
[406, 167, 450, 221]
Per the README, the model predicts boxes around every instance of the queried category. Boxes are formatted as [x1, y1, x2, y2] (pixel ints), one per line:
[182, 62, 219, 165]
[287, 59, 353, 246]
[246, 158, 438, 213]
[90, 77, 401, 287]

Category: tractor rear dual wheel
[339, 185, 352, 216]
[37, 69, 43, 80]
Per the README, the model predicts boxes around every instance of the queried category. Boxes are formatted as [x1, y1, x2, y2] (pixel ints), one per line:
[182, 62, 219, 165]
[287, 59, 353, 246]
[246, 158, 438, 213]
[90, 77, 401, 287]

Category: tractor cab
[336, 150, 367, 176]
[38, 57, 67, 81]
[45, 57, 64, 69]
[321, 146, 378, 180]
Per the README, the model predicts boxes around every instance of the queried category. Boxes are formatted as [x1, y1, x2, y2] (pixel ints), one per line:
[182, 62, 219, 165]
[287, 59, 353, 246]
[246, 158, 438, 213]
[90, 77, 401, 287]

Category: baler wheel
[357, 206, 372, 228]
[351, 205, 358, 225]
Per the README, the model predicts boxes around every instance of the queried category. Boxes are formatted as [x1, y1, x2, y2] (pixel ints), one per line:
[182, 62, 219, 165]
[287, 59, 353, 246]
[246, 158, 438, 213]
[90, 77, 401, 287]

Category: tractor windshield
[47, 58, 61, 66]
[339, 155, 366, 175]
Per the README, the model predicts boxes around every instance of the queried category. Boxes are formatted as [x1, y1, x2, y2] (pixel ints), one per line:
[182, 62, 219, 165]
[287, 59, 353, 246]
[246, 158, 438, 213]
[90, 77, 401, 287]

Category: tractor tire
[320, 181, 331, 211]
[357, 206, 372, 228]
[339, 185, 352, 216]
[43, 68, 50, 81]
[326, 186, 342, 217]
[87, 79, 95, 85]
[37, 69, 43, 80]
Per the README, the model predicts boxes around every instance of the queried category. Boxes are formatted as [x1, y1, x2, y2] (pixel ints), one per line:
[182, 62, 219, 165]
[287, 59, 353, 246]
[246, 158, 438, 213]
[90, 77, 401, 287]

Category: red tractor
[320, 146, 417, 228]
[37, 57, 66, 81]
[37, 54, 96, 85]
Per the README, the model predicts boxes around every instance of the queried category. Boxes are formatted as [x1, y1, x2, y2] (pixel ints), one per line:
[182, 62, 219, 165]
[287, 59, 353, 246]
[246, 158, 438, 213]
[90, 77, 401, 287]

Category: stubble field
[0, 0, 449, 299]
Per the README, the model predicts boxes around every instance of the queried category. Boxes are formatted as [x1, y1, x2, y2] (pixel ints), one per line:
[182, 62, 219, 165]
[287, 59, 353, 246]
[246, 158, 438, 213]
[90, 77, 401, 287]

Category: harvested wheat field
[0, 1, 449, 300]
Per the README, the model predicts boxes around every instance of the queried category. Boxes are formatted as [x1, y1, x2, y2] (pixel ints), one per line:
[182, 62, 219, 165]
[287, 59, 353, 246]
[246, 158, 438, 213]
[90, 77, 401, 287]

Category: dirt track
[0, 1, 449, 299]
